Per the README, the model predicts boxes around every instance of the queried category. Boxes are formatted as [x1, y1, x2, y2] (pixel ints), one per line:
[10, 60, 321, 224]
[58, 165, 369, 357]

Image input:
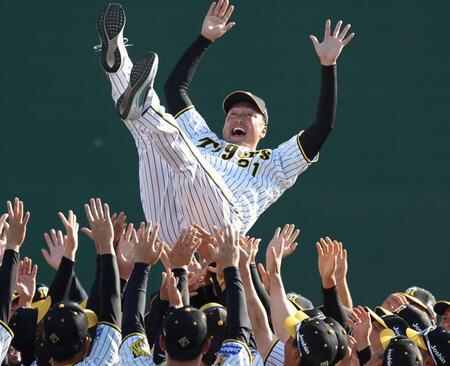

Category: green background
[1, 0, 449, 307]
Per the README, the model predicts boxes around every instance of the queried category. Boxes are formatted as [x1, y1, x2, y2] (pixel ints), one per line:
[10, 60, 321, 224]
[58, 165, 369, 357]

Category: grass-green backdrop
[1, 0, 449, 307]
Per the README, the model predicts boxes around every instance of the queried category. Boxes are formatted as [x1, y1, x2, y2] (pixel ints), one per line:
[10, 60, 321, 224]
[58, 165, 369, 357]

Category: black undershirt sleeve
[48, 256, 75, 305]
[99, 254, 121, 326]
[122, 263, 150, 338]
[68, 275, 88, 304]
[86, 255, 101, 315]
[298, 65, 337, 161]
[163, 35, 212, 115]
[357, 346, 373, 365]
[0, 250, 19, 322]
[321, 286, 348, 327]
[172, 268, 189, 306]
[224, 266, 251, 344]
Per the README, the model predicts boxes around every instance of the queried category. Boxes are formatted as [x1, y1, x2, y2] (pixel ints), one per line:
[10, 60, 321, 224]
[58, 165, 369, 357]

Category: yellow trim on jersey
[263, 339, 280, 364]
[98, 321, 121, 333]
[173, 105, 195, 119]
[222, 338, 252, 360]
[296, 134, 318, 165]
[0, 319, 14, 337]
[121, 332, 146, 346]
[149, 105, 240, 215]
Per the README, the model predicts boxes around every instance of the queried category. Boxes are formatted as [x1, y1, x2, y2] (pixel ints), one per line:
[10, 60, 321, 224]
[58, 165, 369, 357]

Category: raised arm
[298, 19, 355, 161]
[164, 0, 235, 118]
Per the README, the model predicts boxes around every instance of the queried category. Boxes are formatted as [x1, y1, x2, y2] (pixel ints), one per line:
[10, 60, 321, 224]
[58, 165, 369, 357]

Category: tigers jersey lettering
[264, 340, 285, 366]
[0, 321, 13, 362]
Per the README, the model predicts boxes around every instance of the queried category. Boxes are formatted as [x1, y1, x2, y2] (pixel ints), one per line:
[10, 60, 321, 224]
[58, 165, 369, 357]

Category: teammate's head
[160, 306, 210, 364]
[222, 91, 268, 150]
[199, 303, 228, 365]
[42, 302, 97, 364]
[434, 301, 450, 330]
[283, 310, 339, 366]
[380, 334, 423, 366]
[403, 286, 437, 323]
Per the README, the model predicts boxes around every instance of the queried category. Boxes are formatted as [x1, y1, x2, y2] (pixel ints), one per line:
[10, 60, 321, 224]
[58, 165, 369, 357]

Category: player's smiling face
[223, 102, 267, 150]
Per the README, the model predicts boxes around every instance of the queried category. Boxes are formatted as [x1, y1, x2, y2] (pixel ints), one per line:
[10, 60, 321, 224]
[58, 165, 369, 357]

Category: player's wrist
[322, 276, 337, 289]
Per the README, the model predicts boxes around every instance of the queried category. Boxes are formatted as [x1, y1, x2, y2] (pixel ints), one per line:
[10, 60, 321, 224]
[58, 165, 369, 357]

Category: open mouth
[231, 127, 246, 136]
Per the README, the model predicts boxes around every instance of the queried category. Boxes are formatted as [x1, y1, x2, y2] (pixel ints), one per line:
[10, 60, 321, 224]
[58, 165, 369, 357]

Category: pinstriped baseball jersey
[176, 108, 316, 234]
[0, 321, 13, 362]
[264, 340, 285, 366]
[73, 323, 121, 365]
[250, 347, 264, 365]
[108, 53, 316, 244]
[109, 57, 241, 246]
[213, 340, 251, 365]
[119, 333, 158, 366]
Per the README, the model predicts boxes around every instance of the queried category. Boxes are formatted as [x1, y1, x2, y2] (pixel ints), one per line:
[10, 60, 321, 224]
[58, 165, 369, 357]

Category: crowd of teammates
[0, 197, 448, 366]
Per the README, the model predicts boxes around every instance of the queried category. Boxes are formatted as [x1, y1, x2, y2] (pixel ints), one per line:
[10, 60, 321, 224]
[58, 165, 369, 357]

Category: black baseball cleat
[97, 3, 126, 73]
[116, 52, 159, 120]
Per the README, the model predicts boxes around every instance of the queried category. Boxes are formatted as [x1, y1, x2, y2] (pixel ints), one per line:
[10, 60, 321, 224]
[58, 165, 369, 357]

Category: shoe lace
[93, 38, 133, 52]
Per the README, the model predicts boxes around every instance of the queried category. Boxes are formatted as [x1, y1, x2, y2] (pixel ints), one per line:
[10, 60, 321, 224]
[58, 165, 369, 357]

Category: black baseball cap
[403, 287, 436, 319]
[381, 334, 423, 366]
[9, 296, 52, 353]
[376, 305, 433, 333]
[42, 302, 98, 362]
[163, 306, 208, 361]
[199, 303, 227, 365]
[223, 91, 269, 124]
[434, 301, 450, 316]
[323, 317, 349, 363]
[284, 310, 339, 365]
[287, 293, 314, 311]
[408, 326, 450, 366]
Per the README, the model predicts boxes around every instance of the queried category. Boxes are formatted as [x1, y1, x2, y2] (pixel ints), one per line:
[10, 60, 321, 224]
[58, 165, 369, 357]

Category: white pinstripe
[70, 323, 121, 365]
[107, 52, 315, 243]
[264, 340, 285, 366]
[0, 322, 12, 362]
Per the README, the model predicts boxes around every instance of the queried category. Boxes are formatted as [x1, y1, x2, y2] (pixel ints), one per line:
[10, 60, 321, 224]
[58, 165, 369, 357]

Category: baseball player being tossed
[96, 1, 354, 245]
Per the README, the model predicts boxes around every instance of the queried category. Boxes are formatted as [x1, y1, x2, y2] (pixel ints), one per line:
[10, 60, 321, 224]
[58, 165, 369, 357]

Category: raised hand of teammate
[82, 198, 114, 254]
[380, 292, 408, 312]
[239, 237, 255, 272]
[5, 197, 30, 252]
[278, 224, 300, 258]
[16, 257, 38, 308]
[111, 211, 126, 249]
[0, 213, 8, 262]
[266, 227, 287, 275]
[134, 221, 163, 266]
[309, 19, 355, 66]
[165, 226, 200, 270]
[41, 228, 66, 270]
[58, 210, 80, 262]
[167, 271, 183, 309]
[209, 225, 240, 269]
[192, 224, 217, 262]
[116, 223, 137, 281]
[201, 0, 236, 42]
[347, 306, 372, 351]
[316, 237, 339, 288]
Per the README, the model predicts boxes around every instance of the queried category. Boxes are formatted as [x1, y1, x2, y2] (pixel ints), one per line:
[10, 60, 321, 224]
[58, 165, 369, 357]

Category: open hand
[5, 198, 30, 251]
[209, 225, 240, 269]
[168, 227, 200, 269]
[201, 0, 236, 42]
[310, 19, 355, 66]
[16, 257, 38, 307]
[42, 229, 66, 270]
[316, 237, 339, 288]
[134, 221, 163, 266]
[348, 306, 372, 350]
[58, 210, 79, 261]
[0, 213, 8, 262]
[82, 198, 114, 253]
[116, 223, 136, 281]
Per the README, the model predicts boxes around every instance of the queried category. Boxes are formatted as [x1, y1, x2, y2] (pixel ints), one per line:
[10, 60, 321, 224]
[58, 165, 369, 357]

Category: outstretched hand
[5, 198, 30, 251]
[16, 257, 38, 307]
[316, 237, 339, 288]
[201, 0, 236, 42]
[310, 19, 355, 66]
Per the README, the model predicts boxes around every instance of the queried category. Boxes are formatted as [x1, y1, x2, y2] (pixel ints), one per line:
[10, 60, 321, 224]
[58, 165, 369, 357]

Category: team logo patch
[130, 338, 151, 358]
[49, 333, 59, 344]
[178, 336, 191, 348]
